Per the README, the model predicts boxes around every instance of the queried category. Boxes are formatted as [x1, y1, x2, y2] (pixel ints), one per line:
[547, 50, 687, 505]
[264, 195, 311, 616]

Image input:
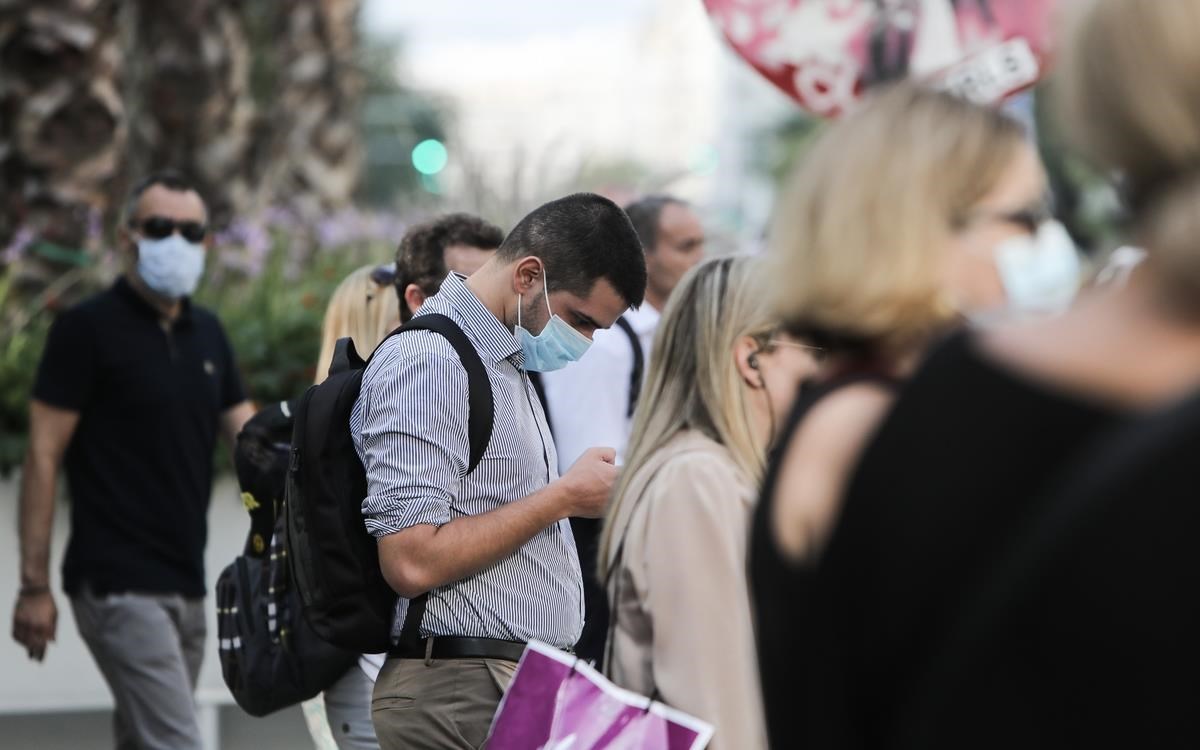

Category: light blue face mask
[993, 219, 1081, 315]
[137, 234, 205, 299]
[515, 269, 592, 372]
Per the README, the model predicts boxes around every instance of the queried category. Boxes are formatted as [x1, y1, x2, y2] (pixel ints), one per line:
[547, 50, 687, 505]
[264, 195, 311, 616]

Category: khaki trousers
[372, 657, 518, 750]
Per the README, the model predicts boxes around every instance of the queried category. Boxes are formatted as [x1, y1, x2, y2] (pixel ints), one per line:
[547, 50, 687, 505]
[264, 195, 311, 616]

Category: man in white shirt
[540, 194, 705, 662]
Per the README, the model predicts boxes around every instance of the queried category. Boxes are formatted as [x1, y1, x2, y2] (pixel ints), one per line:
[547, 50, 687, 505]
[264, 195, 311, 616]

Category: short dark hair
[394, 212, 504, 314]
[123, 171, 206, 226]
[623, 195, 687, 255]
[497, 193, 647, 308]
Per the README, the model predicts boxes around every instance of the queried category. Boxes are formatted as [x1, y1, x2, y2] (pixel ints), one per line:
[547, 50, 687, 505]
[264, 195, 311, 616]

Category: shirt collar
[429, 272, 521, 365]
[114, 275, 194, 326]
[622, 301, 660, 334]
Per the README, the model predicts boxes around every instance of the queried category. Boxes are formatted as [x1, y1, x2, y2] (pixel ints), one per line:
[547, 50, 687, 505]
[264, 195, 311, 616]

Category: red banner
[705, 0, 1063, 117]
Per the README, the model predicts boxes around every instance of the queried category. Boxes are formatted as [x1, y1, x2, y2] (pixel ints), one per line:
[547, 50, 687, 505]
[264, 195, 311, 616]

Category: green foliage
[1032, 86, 1125, 253]
[199, 240, 350, 405]
[0, 275, 52, 473]
[200, 210, 403, 406]
[753, 113, 824, 186]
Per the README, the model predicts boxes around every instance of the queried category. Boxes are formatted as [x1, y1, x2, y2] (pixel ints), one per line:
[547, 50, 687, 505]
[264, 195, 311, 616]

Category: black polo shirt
[33, 277, 246, 597]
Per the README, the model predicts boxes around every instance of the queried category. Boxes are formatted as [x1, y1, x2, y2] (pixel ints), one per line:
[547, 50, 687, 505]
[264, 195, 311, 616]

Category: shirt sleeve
[358, 348, 471, 537]
[31, 308, 97, 412]
[636, 457, 769, 750]
[216, 322, 247, 409]
[540, 327, 633, 474]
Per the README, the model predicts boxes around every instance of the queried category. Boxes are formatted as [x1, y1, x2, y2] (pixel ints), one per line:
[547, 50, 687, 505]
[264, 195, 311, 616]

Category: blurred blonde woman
[785, 1, 1200, 745]
[600, 256, 820, 750]
[304, 263, 398, 750]
[314, 264, 401, 383]
[748, 82, 1056, 748]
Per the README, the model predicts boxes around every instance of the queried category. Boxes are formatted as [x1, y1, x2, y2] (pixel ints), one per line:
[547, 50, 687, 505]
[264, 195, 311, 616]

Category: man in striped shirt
[352, 193, 647, 749]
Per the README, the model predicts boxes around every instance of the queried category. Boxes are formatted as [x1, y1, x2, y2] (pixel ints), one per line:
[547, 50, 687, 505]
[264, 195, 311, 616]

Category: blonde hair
[598, 256, 776, 575]
[314, 264, 400, 384]
[767, 83, 1027, 354]
[1057, 0, 1200, 311]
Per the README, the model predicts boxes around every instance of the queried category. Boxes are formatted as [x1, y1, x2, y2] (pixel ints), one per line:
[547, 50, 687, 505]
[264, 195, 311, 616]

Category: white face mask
[992, 220, 1081, 316]
[137, 234, 205, 299]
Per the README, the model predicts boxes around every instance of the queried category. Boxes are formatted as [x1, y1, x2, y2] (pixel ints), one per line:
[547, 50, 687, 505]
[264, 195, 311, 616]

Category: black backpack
[286, 313, 494, 654]
[612, 315, 645, 418]
[216, 403, 357, 717]
[215, 504, 359, 716]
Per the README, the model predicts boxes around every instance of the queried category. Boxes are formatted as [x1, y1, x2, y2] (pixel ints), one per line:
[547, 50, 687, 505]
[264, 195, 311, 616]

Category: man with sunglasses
[12, 171, 254, 749]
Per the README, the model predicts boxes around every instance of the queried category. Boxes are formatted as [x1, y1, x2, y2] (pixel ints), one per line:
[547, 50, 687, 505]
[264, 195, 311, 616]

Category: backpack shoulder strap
[397, 313, 494, 474]
[613, 315, 644, 418]
[328, 336, 366, 377]
[385, 313, 494, 650]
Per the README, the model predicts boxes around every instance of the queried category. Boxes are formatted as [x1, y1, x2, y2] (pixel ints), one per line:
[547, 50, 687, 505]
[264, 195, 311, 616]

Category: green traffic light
[412, 139, 448, 175]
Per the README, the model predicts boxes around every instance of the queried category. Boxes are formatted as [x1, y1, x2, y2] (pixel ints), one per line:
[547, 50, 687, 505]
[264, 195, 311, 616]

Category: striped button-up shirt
[351, 272, 583, 648]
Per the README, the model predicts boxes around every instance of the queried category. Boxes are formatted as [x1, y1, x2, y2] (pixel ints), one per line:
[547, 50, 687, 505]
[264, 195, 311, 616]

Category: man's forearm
[18, 454, 57, 587]
[380, 481, 569, 598]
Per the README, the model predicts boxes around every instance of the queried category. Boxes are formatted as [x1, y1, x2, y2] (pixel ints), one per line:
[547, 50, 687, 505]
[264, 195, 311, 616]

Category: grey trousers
[71, 587, 206, 750]
[325, 665, 381, 750]
[372, 657, 517, 750]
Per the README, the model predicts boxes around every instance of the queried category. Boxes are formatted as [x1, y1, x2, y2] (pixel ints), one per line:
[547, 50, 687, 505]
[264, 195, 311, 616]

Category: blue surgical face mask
[137, 233, 205, 299]
[515, 269, 592, 372]
[993, 220, 1081, 316]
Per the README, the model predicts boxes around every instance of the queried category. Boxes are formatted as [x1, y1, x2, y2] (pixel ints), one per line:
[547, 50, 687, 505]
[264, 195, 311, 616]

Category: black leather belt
[388, 636, 528, 663]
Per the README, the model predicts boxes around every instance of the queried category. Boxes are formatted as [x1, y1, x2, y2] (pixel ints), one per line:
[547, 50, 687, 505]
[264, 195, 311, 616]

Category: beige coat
[604, 429, 768, 750]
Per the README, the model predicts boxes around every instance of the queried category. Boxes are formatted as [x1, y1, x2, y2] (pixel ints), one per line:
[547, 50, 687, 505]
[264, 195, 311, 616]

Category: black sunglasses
[370, 263, 397, 287]
[135, 215, 208, 243]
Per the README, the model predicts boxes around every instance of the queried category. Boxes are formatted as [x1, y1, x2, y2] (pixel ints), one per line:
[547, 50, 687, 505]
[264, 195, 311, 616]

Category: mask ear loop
[517, 261, 552, 330]
[540, 262, 552, 318]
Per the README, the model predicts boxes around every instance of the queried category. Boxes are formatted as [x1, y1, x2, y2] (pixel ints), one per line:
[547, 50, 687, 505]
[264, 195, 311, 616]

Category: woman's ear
[403, 284, 427, 318]
[734, 335, 764, 389]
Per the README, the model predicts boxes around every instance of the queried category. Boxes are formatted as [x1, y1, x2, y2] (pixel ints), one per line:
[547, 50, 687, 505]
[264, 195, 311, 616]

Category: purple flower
[86, 208, 103, 244]
[1, 227, 35, 265]
[315, 215, 346, 247]
[262, 205, 297, 229]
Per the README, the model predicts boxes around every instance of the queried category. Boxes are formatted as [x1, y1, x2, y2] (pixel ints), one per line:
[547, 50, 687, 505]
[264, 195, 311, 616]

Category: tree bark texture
[250, 0, 364, 218]
[118, 0, 256, 227]
[0, 0, 364, 250]
[0, 0, 123, 286]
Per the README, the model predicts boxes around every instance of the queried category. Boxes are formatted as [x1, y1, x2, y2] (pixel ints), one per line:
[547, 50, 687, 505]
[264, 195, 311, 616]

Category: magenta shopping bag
[487, 641, 714, 750]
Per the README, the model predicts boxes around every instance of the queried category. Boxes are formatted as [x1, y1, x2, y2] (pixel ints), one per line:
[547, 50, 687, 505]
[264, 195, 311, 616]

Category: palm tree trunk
[252, 0, 364, 215]
[0, 0, 124, 287]
[118, 0, 256, 228]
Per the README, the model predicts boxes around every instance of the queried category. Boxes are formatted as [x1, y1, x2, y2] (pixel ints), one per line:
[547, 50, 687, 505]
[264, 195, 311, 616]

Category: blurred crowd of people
[12, 0, 1200, 748]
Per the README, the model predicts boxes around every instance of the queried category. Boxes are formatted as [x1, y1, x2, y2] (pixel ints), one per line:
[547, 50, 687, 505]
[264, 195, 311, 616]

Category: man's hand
[558, 447, 618, 519]
[377, 447, 620, 597]
[12, 590, 57, 662]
